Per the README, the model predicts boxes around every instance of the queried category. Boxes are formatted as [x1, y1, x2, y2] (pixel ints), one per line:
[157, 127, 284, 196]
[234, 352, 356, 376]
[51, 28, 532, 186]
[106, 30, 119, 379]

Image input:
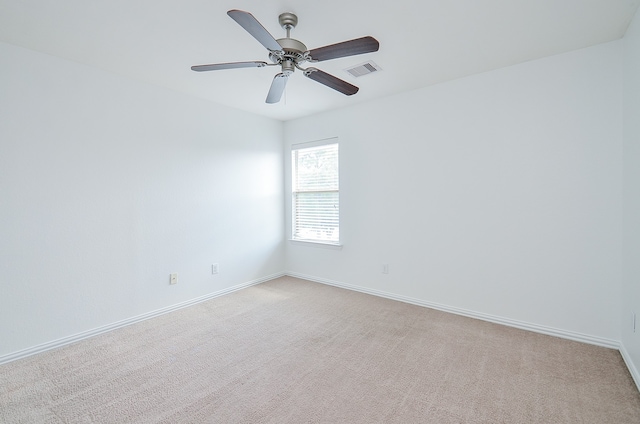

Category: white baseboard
[285, 271, 620, 350]
[620, 343, 640, 392]
[0, 272, 285, 366]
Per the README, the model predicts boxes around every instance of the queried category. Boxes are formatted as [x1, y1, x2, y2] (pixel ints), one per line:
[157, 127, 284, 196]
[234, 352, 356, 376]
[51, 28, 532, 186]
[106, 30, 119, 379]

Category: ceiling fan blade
[227, 9, 282, 52]
[307, 36, 379, 62]
[266, 73, 289, 104]
[191, 61, 268, 72]
[304, 68, 359, 96]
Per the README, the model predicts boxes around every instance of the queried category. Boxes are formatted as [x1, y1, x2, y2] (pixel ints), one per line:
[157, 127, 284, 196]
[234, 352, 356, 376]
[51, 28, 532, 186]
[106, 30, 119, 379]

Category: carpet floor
[1, 276, 639, 423]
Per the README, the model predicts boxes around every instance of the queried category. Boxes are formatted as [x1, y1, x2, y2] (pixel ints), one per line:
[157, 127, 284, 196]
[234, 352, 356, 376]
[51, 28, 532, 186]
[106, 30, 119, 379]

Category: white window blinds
[292, 141, 339, 244]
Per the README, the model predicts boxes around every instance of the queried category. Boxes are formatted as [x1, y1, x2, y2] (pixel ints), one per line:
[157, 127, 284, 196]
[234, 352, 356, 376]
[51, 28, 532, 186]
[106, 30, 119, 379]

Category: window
[291, 140, 339, 244]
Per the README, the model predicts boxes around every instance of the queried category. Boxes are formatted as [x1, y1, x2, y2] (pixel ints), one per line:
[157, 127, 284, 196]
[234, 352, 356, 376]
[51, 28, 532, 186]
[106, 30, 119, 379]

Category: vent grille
[345, 61, 381, 78]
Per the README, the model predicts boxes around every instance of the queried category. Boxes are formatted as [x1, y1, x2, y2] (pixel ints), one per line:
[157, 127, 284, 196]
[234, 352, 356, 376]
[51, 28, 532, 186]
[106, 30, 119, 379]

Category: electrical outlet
[382, 264, 389, 274]
[633, 312, 637, 333]
[212, 263, 219, 275]
[170, 273, 178, 285]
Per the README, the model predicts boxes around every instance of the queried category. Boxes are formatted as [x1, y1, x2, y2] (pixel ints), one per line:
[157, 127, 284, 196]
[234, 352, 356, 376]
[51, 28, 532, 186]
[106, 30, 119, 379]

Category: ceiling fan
[191, 9, 380, 104]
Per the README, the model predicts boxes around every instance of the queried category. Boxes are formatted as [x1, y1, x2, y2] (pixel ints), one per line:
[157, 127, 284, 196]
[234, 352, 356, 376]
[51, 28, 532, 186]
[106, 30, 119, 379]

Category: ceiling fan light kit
[191, 9, 380, 104]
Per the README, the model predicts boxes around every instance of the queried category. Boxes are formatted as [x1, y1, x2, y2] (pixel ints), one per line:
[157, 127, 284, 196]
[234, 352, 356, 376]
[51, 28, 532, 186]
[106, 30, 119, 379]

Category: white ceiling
[1, 0, 639, 121]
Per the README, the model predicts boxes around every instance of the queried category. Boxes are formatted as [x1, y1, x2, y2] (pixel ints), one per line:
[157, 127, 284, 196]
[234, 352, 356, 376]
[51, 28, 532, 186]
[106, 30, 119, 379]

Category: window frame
[290, 138, 340, 246]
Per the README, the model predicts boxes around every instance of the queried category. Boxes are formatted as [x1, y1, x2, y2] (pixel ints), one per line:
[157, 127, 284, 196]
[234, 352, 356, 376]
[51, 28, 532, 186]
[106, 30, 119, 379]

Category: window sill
[289, 239, 343, 250]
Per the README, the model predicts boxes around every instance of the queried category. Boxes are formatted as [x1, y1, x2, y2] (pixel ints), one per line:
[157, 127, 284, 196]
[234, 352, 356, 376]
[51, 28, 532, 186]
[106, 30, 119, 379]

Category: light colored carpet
[1, 276, 639, 423]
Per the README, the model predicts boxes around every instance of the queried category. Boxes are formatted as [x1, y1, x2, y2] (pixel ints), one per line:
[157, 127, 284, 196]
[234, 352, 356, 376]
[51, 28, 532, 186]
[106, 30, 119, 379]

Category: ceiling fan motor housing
[273, 38, 307, 63]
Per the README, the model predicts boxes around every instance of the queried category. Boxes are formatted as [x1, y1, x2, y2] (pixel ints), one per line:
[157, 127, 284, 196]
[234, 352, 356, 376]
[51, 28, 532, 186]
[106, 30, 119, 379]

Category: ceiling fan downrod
[279, 12, 297, 38]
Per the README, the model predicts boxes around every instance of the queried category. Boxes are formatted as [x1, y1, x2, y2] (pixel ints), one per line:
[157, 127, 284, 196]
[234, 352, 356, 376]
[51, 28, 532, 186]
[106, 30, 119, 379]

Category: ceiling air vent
[345, 61, 381, 78]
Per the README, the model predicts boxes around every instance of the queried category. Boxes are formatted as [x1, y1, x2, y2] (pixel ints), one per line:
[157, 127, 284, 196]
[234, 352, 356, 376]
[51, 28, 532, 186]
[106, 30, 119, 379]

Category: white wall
[622, 7, 640, 384]
[0, 42, 284, 358]
[284, 41, 624, 343]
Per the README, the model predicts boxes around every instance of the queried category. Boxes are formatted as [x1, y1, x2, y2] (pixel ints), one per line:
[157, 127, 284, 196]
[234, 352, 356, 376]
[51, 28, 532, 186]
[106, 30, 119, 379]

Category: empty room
[2, 0, 640, 422]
